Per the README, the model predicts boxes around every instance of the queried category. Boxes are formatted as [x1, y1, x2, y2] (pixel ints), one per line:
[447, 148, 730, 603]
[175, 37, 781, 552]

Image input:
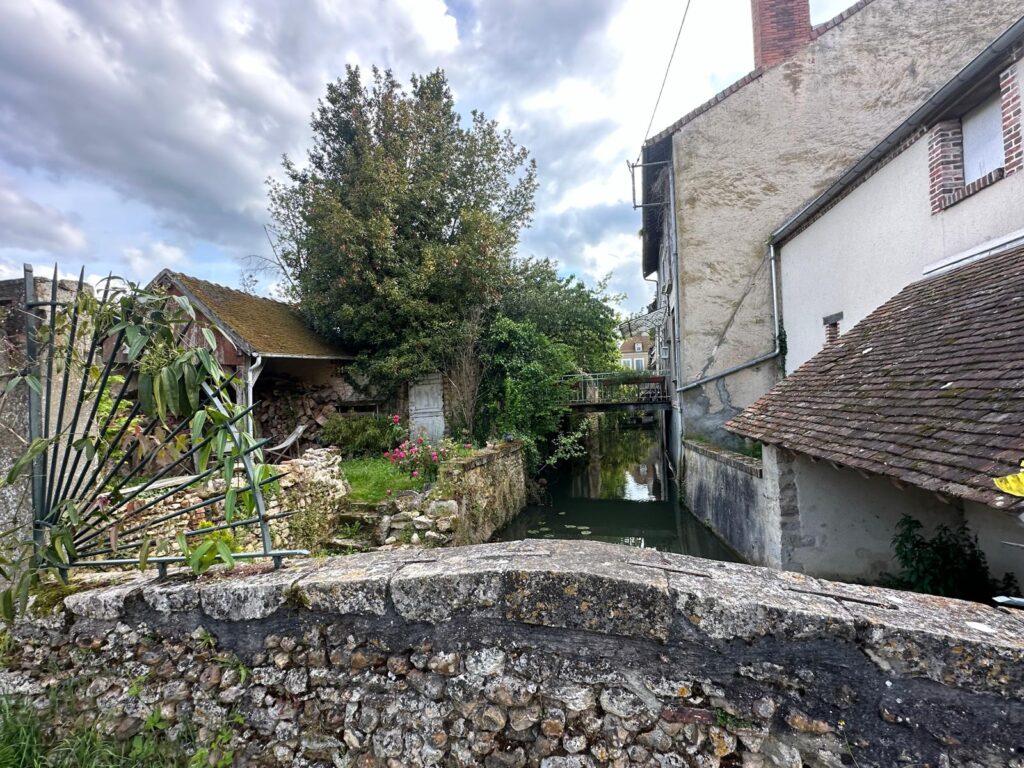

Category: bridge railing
[561, 370, 670, 406]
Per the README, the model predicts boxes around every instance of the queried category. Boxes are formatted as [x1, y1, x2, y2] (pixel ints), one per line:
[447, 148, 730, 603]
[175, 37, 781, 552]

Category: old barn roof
[726, 244, 1024, 511]
[155, 271, 353, 360]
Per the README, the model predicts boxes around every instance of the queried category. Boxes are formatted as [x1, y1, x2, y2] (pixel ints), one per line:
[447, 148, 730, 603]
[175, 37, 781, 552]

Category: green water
[495, 420, 741, 560]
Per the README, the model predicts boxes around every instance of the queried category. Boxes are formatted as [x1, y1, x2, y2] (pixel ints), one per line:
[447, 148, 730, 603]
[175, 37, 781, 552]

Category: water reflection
[495, 417, 741, 561]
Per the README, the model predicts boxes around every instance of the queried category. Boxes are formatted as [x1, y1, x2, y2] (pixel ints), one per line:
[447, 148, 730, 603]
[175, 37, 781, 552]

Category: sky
[0, 0, 854, 314]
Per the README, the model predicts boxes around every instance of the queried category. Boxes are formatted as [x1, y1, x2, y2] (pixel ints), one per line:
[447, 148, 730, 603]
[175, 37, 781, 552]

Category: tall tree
[267, 66, 537, 392]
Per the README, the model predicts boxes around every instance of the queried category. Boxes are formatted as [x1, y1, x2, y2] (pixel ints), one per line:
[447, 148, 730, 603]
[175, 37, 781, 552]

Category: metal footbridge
[561, 371, 671, 412]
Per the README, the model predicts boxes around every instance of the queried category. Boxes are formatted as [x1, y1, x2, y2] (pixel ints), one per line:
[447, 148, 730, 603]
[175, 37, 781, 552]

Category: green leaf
[189, 540, 215, 575]
[173, 295, 196, 319]
[126, 327, 148, 361]
[176, 532, 191, 557]
[215, 541, 236, 568]
[138, 373, 155, 415]
[160, 367, 179, 417]
[139, 537, 151, 570]
[202, 327, 217, 351]
[223, 488, 237, 522]
[72, 436, 95, 461]
[24, 375, 41, 396]
[3, 437, 51, 486]
[183, 364, 200, 413]
[0, 589, 13, 622]
[4, 375, 21, 394]
[191, 409, 208, 445]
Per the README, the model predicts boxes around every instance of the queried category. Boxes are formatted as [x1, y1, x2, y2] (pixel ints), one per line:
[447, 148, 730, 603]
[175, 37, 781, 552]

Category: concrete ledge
[62, 540, 1023, 694]
[26, 542, 1024, 765]
[684, 440, 763, 478]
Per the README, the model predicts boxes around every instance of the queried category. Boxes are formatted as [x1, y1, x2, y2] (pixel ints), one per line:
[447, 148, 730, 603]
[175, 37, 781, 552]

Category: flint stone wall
[5, 540, 1024, 767]
[374, 441, 527, 548]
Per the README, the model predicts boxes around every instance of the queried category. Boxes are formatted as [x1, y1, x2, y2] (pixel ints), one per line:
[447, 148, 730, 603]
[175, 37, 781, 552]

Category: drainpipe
[676, 242, 781, 393]
[246, 353, 264, 435]
[665, 163, 685, 406]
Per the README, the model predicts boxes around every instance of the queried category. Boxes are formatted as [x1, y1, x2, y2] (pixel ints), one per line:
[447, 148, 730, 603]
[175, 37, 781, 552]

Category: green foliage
[320, 414, 403, 457]
[0, 698, 186, 767]
[499, 258, 621, 373]
[476, 315, 574, 463]
[268, 65, 537, 394]
[883, 516, 1020, 602]
[342, 457, 427, 503]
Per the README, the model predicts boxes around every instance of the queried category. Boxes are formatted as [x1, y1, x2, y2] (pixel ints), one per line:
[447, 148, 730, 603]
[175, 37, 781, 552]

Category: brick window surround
[929, 61, 1023, 214]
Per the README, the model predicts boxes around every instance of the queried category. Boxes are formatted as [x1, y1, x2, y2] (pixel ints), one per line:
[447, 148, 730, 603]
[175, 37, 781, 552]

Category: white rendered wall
[787, 456, 962, 582]
[964, 501, 1024, 587]
[781, 65, 1024, 373]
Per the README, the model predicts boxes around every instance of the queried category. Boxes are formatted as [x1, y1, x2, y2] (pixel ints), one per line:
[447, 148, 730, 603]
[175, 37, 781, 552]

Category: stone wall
[682, 441, 777, 568]
[4, 540, 1023, 767]
[373, 442, 527, 548]
[437, 441, 527, 547]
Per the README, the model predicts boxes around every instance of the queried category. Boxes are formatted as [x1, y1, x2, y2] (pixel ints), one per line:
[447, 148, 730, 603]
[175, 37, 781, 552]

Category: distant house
[724, 28, 1024, 586]
[619, 335, 651, 372]
[152, 271, 374, 442]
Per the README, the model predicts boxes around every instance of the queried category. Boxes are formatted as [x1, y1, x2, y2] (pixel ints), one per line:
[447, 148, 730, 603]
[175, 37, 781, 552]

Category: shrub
[882, 516, 1020, 603]
[320, 414, 403, 457]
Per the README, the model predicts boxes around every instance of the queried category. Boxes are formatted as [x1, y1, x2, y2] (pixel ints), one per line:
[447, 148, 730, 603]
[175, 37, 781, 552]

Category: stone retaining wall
[682, 441, 780, 568]
[4, 540, 1023, 767]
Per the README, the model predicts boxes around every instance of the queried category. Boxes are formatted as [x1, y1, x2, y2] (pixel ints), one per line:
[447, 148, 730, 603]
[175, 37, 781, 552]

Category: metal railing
[561, 370, 670, 407]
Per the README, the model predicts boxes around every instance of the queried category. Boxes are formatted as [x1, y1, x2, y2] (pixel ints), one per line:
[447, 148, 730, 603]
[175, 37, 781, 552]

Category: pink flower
[417, 437, 424, 444]
[410, 446, 418, 454]
[463, 443, 472, 450]
[431, 452, 438, 462]
[392, 414, 400, 424]
[411, 470, 419, 478]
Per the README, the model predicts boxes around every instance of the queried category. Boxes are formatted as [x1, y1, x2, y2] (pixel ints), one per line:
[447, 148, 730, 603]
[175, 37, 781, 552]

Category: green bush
[882, 516, 1020, 603]
[320, 414, 402, 457]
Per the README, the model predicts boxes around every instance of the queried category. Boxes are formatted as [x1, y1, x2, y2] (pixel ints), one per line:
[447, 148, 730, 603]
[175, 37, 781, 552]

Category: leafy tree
[499, 258, 621, 373]
[476, 315, 576, 467]
[267, 66, 537, 393]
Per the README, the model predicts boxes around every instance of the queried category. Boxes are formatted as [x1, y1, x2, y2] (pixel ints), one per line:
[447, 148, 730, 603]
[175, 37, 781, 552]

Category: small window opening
[962, 92, 1004, 184]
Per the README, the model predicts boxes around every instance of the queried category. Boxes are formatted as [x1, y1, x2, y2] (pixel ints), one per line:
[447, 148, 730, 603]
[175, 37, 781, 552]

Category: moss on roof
[163, 272, 352, 359]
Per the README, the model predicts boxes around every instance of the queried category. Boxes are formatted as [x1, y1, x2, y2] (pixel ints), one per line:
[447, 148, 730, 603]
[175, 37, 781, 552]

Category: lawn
[342, 457, 427, 503]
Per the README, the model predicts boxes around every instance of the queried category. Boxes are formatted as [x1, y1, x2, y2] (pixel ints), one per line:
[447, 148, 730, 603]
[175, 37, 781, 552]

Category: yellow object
[994, 461, 1024, 497]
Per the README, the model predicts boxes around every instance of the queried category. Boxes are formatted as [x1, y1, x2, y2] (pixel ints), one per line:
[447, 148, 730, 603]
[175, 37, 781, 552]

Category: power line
[638, 0, 693, 158]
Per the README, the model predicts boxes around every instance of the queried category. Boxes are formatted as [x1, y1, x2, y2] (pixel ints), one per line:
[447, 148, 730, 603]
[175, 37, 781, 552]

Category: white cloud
[0, 182, 87, 253]
[0, 0, 863, 311]
[122, 241, 186, 280]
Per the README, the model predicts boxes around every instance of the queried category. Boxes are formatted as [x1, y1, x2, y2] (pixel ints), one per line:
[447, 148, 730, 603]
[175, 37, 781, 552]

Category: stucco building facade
[641, 0, 1024, 464]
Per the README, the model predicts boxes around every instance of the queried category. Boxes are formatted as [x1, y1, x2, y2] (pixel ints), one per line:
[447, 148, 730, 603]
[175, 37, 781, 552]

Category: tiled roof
[726, 244, 1024, 512]
[619, 335, 650, 354]
[158, 271, 352, 360]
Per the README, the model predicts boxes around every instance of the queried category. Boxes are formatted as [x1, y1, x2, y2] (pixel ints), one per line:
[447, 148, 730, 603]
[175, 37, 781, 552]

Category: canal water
[495, 417, 741, 561]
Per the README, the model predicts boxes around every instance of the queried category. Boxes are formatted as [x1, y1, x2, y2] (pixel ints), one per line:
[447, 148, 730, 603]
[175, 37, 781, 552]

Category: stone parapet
[4, 540, 1023, 766]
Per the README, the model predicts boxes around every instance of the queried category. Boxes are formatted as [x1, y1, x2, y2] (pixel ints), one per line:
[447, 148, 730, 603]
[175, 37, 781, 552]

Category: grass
[0, 699, 186, 767]
[342, 457, 426, 503]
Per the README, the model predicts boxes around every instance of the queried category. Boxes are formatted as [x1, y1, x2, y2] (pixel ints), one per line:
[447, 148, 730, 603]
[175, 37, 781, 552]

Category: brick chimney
[750, 0, 812, 69]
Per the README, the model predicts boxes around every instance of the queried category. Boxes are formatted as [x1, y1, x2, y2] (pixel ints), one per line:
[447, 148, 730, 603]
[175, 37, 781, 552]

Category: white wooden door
[409, 373, 445, 441]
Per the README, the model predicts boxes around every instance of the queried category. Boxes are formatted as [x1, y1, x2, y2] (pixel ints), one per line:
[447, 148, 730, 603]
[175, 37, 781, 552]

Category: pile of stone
[377, 496, 459, 548]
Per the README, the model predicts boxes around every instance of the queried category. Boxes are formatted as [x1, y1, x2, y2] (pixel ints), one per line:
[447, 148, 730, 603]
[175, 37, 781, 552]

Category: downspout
[246, 353, 264, 435]
[666, 162, 685, 407]
[676, 242, 781, 393]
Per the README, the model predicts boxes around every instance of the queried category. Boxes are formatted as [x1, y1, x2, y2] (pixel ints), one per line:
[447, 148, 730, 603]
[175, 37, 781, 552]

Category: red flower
[392, 414, 400, 424]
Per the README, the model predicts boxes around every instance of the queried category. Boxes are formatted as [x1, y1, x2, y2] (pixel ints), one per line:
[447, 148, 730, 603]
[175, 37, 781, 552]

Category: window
[634, 342, 643, 352]
[962, 92, 1004, 184]
[634, 358, 645, 371]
